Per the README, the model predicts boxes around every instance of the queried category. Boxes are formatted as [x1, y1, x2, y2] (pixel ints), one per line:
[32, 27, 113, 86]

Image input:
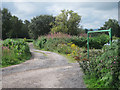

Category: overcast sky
[2, 1, 118, 29]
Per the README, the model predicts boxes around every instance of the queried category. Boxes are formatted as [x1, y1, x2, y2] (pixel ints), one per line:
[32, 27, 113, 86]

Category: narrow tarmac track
[2, 43, 86, 88]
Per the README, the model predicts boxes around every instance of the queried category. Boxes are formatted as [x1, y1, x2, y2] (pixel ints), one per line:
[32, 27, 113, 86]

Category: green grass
[83, 75, 103, 88]
[2, 39, 32, 67]
[59, 53, 76, 63]
[2, 48, 31, 67]
[83, 75, 117, 88]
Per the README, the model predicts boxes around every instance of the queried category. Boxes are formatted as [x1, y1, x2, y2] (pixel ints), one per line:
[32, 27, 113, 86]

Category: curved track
[2, 43, 86, 88]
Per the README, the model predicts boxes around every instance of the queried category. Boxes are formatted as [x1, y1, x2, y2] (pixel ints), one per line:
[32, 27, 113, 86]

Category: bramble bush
[2, 39, 31, 67]
[78, 40, 120, 88]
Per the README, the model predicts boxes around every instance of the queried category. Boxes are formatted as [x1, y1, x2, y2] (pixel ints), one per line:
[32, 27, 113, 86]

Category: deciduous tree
[51, 9, 81, 35]
[100, 19, 120, 37]
[2, 8, 12, 39]
[28, 15, 54, 39]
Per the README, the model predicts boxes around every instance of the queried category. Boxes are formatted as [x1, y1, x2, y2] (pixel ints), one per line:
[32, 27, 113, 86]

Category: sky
[1, 0, 119, 29]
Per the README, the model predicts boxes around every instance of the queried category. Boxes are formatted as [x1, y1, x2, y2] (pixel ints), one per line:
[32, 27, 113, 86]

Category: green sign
[87, 28, 112, 59]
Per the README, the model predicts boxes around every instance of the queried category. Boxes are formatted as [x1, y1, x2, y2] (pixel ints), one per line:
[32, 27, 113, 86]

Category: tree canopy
[2, 8, 30, 39]
[0, 9, 2, 40]
[50, 10, 81, 35]
[28, 15, 54, 39]
[1, 8, 120, 40]
[100, 19, 120, 37]
[2, 8, 12, 39]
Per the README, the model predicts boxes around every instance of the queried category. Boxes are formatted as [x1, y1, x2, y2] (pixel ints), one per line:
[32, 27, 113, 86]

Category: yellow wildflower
[67, 54, 71, 56]
[73, 51, 75, 53]
[71, 44, 76, 48]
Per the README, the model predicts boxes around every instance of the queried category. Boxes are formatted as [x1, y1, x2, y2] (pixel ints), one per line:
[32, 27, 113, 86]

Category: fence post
[87, 32, 89, 59]
[109, 28, 112, 47]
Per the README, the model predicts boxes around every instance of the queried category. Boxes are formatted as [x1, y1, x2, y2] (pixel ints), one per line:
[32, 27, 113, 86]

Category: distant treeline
[1, 8, 120, 40]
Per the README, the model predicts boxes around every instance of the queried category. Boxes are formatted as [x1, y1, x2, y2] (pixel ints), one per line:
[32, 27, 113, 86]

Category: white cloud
[46, 3, 78, 16]
[2, 0, 120, 2]
[14, 3, 35, 14]
[45, 2, 118, 29]
[2, 2, 118, 29]
[12, 2, 37, 20]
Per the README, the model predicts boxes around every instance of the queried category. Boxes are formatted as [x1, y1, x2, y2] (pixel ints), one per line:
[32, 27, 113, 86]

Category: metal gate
[87, 28, 112, 59]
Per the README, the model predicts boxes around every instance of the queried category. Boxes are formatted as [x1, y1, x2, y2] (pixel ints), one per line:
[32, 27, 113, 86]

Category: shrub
[2, 47, 21, 66]
[43, 38, 67, 51]
[57, 43, 72, 54]
[34, 37, 88, 61]
[33, 37, 47, 49]
[69, 36, 87, 47]
[34, 33, 109, 49]
[78, 41, 120, 88]
[2, 39, 31, 67]
[89, 34, 109, 49]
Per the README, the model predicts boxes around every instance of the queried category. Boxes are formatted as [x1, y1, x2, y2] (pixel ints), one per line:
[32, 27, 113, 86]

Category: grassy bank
[2, 39, 31, 67]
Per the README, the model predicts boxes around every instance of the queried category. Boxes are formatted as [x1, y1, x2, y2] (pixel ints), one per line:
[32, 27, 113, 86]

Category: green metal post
[109, 28, 112, 47]
[87, 28, 112, 59]
[87, 32, 89, 59]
